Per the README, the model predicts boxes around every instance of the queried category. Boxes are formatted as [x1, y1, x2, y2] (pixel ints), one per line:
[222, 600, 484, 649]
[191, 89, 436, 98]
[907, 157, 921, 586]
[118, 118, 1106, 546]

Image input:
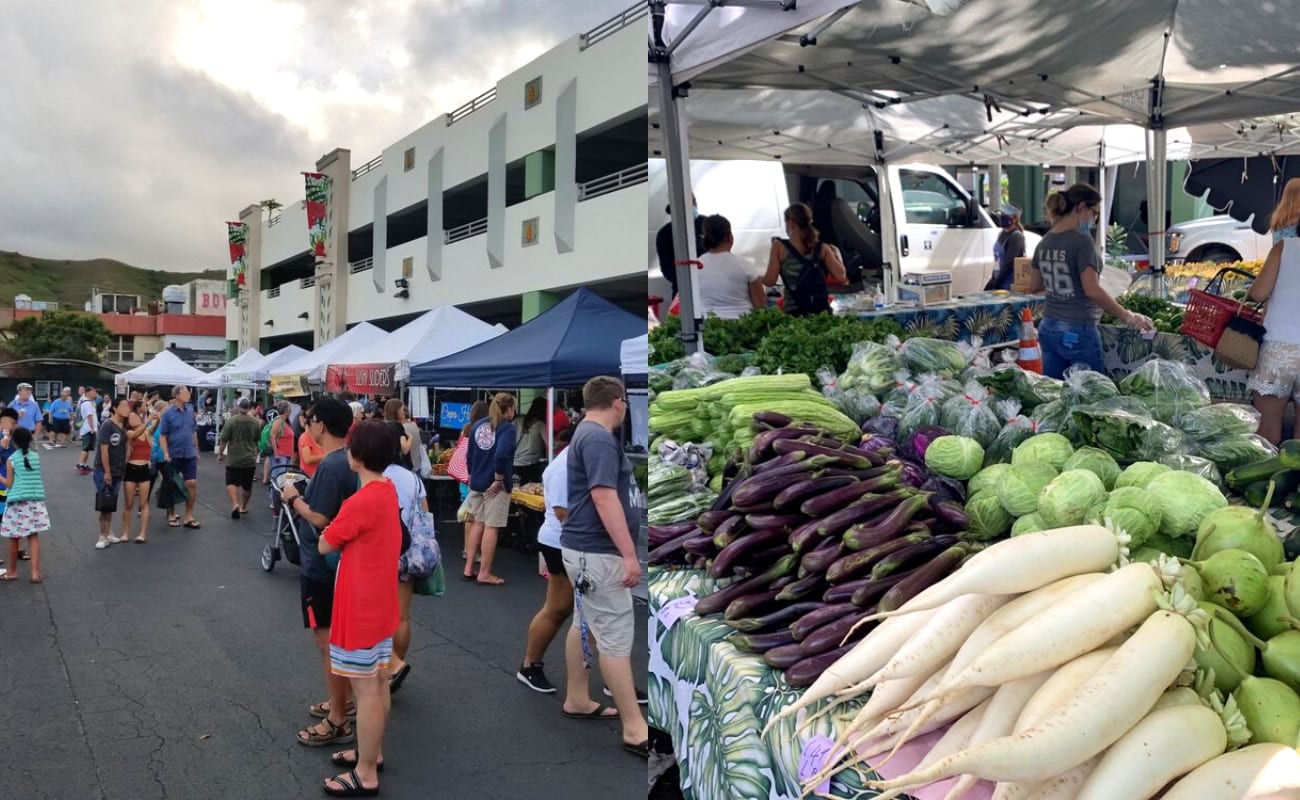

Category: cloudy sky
[0, 0, 637, 272]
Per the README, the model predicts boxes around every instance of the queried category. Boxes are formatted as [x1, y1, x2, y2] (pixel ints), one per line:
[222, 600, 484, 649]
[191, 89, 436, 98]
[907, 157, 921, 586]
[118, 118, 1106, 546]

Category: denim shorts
[1039, 317, 1105, 379]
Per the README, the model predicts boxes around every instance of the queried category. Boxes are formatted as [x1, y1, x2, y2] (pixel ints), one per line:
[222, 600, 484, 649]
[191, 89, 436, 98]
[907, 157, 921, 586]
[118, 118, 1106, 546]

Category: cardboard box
[1011, 257, 1035, 293]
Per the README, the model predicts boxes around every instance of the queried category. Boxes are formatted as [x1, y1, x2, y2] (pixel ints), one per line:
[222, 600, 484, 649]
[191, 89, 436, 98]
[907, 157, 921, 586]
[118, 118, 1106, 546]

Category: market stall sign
[269, 374, 310, 397]
[326, 363, 394, 395]
[655, 594, 697, 630]
[439, 401, 471, 430]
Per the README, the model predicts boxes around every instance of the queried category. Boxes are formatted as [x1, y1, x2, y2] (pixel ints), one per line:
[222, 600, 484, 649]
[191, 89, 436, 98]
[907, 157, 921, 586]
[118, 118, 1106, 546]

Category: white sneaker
[106, 536, 124, 544]
[94, 539, 111, 550]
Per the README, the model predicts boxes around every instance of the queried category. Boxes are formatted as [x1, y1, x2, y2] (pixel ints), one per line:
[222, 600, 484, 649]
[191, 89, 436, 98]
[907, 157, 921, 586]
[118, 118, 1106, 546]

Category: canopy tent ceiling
[409, 288, 647, 388]
[620, 334, 648, 380]
[115, 350, 216, 389]
[1185, 154, 1300, 235]
[328, 305, 507, 382]
[268, 323, 385, 385]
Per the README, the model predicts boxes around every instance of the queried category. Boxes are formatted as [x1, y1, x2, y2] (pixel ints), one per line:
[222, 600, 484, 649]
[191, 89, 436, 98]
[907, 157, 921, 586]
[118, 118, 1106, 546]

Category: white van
[648, 159, 1038, 300]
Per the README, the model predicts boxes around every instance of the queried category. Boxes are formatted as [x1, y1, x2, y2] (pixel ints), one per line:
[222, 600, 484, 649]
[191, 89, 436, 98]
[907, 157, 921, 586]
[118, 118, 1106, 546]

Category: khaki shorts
[562, 548, 634, 658]
[466, 489, 510, 528]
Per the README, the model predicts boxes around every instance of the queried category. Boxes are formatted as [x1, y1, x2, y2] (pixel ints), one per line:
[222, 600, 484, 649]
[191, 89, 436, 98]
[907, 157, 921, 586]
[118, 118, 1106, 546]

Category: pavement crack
[43, 578, 108, 800]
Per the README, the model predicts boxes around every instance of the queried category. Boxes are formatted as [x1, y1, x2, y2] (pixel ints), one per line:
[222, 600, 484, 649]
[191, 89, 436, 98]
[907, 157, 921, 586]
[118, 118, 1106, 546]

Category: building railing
[267, 286, 281, 298]
[447, 87, 497, 126]
[267, 214, 283, 227]
[445, 217, 489, 244]
[580, 3, 647, 50]
[301, 276, 317, 289]
[349, 257, 374, 274]
[578, 162, 649, 202]
[352, 155, 383, 180]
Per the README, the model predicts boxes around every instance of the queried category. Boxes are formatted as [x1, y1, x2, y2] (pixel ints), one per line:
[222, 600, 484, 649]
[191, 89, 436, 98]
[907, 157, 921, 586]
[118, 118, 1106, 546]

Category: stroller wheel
[261, 544, 276, 572]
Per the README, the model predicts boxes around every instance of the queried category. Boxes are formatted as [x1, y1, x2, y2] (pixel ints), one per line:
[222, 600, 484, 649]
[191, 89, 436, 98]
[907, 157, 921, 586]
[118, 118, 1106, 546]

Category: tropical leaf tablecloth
[1098, 325, 1253, 401]
[649, 568, 880, 800]
[837, 293, 1045, 345]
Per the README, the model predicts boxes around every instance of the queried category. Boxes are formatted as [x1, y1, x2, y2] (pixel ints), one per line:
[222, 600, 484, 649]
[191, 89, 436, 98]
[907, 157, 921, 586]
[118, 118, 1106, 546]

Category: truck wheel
[1194, 246, 1240, 264]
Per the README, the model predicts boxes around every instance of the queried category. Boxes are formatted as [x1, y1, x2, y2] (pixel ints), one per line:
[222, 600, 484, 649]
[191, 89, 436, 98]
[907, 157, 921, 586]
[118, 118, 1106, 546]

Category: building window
[404, 147, 416, 172]
[106, 335, 134, 362]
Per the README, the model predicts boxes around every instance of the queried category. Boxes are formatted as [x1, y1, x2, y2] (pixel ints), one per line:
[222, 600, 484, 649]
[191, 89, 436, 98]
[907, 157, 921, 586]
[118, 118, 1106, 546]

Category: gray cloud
[0, 0, 635, 271]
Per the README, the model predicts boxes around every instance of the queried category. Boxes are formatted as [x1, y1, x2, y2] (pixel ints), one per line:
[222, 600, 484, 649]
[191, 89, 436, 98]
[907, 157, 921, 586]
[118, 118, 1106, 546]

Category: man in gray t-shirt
[1032, 228, 1103, 324]
[559, 376, 648, 757]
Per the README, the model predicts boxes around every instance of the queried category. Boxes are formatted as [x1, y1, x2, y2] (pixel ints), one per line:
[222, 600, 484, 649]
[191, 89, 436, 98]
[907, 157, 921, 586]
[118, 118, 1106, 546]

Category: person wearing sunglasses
[1029, 183, 1153, 379]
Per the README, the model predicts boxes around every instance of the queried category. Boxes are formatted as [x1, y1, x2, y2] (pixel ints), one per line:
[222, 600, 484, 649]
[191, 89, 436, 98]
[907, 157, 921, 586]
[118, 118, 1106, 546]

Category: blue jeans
[1039, 317, 1105, 380]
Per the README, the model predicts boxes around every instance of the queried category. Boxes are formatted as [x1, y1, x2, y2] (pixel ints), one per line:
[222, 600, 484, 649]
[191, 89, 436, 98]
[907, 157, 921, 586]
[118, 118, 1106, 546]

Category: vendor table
[1098, 325, 1252, 402]
[837, 292, 1044, 345]
[649, 569, 988, 800]
[510, 489, 546, 513]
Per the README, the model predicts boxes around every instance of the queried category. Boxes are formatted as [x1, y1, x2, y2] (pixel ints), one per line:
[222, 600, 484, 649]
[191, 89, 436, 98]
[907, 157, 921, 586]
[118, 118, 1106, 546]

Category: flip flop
[0, 574, 17, 582]
[30, 575, 43, 584]
[322, 769, 378, 797]
[476, 576, 506, 586]
[183, 520, 201, 529]
[330, 750, 384, 771]
[388, 664, 411, 695]
[134, 536, 147, 544]
[622, 739, 650, 758]
[231, 509, 241, 519]
[459, 573, 476, 582]
[563, 703, 619, 720]
[168, 518, 181, 528]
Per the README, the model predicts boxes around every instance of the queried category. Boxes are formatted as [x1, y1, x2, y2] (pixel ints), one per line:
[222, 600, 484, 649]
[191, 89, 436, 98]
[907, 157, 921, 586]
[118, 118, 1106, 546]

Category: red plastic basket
[1180, 286, 1262, 348]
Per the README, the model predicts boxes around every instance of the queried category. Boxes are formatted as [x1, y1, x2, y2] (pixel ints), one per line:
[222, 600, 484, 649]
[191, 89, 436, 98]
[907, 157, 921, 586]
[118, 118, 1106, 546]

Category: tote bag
[398, 473, 441, 580]
[447, 435, 469, 483]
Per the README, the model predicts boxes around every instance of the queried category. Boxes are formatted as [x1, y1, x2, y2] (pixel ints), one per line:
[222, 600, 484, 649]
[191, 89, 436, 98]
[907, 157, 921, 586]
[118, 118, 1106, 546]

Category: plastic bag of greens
[819, 367, 882, 424]
[740, 366, 762, 377]
[1179, 403, 1262, 442]
[898, 377, 948, 441]
[887, 335, 967, 377]
[1069, 396, 1160, 461]
[958, 338, 992, 371]
[1117, 358, 1211, 424]
[1061, 365, 1120, 407]
[839, 340, 904, 396]
[1160, 453, 1222, 485]
[1134, 421, 1191, 462]
[1030, 398, 1071, 434]
[1195, 433, 1278, 473]
[939, 381, 1003, 447]
[976, 364, 1060, 409]
[880, 370, 919, 419]
[983, 400, 1038, 466]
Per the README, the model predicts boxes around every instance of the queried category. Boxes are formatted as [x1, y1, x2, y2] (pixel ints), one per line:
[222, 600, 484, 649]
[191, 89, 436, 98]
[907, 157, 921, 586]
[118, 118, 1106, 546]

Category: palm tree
[259, 199, 283, 222]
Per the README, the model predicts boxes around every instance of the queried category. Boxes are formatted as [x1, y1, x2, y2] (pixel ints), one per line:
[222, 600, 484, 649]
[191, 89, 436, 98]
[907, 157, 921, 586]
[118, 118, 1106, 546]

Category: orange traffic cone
[1016, 307, 1043, 374]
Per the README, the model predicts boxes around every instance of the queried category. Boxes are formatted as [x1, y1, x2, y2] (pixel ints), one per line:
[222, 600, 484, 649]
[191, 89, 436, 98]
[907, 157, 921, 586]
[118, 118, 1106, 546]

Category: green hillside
[0, 251, 225, 310]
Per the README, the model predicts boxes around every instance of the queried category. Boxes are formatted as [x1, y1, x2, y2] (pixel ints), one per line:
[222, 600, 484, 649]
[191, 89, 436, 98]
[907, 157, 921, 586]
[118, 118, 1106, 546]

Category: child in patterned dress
[1, 427, 48, 582]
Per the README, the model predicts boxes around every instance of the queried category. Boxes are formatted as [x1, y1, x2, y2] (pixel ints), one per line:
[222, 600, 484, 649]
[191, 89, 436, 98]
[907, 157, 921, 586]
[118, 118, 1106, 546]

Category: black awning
[1184, 156, 1300, 234]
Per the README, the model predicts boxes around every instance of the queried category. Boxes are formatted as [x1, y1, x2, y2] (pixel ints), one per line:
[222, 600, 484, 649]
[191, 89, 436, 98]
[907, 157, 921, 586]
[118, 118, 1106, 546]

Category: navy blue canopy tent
[408, 287, 646, 388]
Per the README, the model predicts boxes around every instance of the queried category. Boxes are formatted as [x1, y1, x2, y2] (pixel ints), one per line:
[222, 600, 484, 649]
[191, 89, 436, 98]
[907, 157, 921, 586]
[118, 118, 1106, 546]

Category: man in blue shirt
[160, 385, 201, 528]
[48, 387, 74, 447]
[10, 383, 41, 436]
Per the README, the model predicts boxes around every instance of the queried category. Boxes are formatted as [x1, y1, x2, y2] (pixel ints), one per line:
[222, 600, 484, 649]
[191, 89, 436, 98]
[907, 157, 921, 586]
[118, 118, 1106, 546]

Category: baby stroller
[262, 464, 309, 573]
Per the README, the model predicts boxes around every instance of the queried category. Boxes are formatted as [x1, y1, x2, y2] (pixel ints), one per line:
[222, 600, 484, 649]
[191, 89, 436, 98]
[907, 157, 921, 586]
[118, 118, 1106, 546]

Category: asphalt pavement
[1, 444, 648, 799]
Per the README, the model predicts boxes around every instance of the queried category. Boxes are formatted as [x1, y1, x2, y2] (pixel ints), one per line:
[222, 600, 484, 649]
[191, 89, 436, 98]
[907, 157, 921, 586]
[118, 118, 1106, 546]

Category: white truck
[648, 159, 1040, 301]
[1164, 214, 1272, 264]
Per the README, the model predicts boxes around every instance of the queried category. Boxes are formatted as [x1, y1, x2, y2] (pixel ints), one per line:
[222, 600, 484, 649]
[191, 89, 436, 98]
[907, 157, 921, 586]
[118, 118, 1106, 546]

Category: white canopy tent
[208, 348, 268, 389]
[226, 345, 309, 386]
[621, 334, 649, 448]
[327, 305, 507, 383]
[268, 323, 385, 385]
[114, 350, 217, 391]
[650, 0, 1300, 350]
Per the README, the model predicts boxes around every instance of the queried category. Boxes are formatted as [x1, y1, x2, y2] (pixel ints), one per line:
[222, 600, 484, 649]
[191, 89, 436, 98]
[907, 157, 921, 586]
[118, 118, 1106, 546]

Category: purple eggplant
[870, 534, 961, 580]
[823, 577, 874, 604]
[829, 532, 933, 584]
[748, 426, 821, 463]
[726, 601, 826, 633]
[692, 556, 709, 571]
[801, 435, 859, 451]
[928, 498, 971, 532]
[727, 628, 798, 654]
[850, 571, 912, 607]
[694, 555, 797, 617]
[763, 642, 808, 670]
[682, 534, 718, 557]
[711, 470, 746, 512]
[649, 524, 699, 550]
[648, 521, 698, 544]
[922, 474, 967, 505]
[799, 535, 844, 578]
[774, 572, 827, 603]
[736, 543, 794, 571]
[709, 528, 789, 578]
[799, 608, 876, 656]
[815, 489, 914, 538]
[877, 545, 965, 612]
[791, 603, 859, 641]
[770, 575, 797, 590]
[743, 512, 807, 530]
[786, 642, 858, 686]
[789, 518, 830, 553]
[724, 588, 783, 621]
[752, 410, 793, 429]
[861, 416, 900, 439]
[729, 471, 792, 511]
[772, 475, 857, 512]
[648, 532, 694, 565]
[711, 514, 750, 549]
[842, 493, 932, 551]
[752, 452, 802, 475]
[800, 475, 901, 518]
[773, 438, 873, 470]
[696, 511, 734, 535]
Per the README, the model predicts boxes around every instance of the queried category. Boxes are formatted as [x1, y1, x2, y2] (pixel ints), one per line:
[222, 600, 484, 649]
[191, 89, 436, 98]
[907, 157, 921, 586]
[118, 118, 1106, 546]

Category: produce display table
[649, 569, 991, 800]
[510, 489, 546, 513]
[836, 292, 1044, 345]
[1097, 325, 1252, 401]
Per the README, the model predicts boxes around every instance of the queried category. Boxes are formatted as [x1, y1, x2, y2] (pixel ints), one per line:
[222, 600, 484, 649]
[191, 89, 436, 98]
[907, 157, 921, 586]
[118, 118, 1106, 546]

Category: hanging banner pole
[226, 222, 249, 287]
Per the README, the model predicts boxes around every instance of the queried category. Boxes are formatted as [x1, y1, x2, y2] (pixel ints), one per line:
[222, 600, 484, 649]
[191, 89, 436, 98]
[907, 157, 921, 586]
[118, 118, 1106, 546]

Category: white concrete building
[228, 6, 647, 356]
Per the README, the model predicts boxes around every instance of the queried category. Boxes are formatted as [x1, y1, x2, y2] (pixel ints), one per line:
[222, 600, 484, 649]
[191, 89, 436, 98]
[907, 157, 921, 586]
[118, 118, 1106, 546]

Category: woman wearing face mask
[763, 202, 848, 317]
[1030, 183, 1153, 379]
[983, 203, 1026, 292]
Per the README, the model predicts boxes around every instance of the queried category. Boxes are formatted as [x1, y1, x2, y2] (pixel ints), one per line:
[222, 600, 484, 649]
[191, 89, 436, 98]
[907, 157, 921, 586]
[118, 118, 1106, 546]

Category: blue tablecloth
[838, 293, 1045, 345]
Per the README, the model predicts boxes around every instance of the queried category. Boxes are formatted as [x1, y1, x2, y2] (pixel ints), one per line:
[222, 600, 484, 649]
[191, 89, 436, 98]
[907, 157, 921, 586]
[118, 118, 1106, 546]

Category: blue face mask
[1079, 220, 1095, 236]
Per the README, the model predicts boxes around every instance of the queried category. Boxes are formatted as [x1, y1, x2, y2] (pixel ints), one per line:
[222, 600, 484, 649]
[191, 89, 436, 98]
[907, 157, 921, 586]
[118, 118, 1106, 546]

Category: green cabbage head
[1146, 470, 1228, 538]
[1113, 461, 1172, 490]
[924, 435, 985, 481]
[1011, 512, 1049, 537]
[1087, 486, 1162, 547]
[1063, 446, 1122, 491]
[1011, 433, 1074, 470]
[965, 491, 1013, 541]
[1037, 469, 1107, 528]
[996, 461, 1059, 517]
[968, 463, 1012, 498]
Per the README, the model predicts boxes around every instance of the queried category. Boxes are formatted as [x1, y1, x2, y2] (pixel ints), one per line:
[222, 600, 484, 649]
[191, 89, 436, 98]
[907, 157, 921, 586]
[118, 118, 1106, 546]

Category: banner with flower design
[226, 222, 249, 286]
[304, 172, 332, 258]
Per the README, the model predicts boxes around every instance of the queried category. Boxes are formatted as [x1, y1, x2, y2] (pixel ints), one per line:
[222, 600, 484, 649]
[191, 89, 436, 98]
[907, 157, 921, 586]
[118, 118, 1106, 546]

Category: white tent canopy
[115, 350, 216, 390]
[328, 305, 507, 382]
[208, 348, 268, 388]
[241, 345, 309, 384]
[268, 323, 385, 385]
[620, 334, 648, 378]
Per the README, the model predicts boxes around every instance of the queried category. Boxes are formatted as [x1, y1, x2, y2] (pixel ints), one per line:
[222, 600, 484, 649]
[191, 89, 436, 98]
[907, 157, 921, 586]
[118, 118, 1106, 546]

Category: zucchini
[1228, 454, 1288, 490]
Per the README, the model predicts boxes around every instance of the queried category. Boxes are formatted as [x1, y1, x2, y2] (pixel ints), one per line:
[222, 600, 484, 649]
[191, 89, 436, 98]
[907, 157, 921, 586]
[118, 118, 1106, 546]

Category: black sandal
[298, 717, 355, 748]
[330, 750, 384, 771]
[322, 769, 379, 797]
[388, 664, 411, 695]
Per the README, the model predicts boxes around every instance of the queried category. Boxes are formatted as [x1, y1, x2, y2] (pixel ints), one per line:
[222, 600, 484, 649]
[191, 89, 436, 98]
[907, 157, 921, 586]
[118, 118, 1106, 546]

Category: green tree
[4, 310, 114, 361]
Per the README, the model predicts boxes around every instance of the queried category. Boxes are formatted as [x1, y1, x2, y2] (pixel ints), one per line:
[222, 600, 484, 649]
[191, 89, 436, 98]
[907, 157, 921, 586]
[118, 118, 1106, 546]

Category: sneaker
[106, 536, 124, 544]
[603, 685, 649, 705]
[94, 539, 111, 550]
[517, 663, 556, 694]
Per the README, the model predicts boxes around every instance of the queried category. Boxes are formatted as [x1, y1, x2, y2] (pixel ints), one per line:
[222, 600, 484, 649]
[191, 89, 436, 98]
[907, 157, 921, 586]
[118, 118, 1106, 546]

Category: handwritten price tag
[798, 735, 837, 795]
[656, 594, 696, 630]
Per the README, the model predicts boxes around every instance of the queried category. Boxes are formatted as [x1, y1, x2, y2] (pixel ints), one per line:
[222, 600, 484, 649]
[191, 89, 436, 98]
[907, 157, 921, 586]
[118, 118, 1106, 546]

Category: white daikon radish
[1013, 647, 1118, 734]
[860, 594, 1010, 690]
[1160, 743, 1300, 800]
[997, 757, 1098, 800]
[1076, 704, 1229, 800]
